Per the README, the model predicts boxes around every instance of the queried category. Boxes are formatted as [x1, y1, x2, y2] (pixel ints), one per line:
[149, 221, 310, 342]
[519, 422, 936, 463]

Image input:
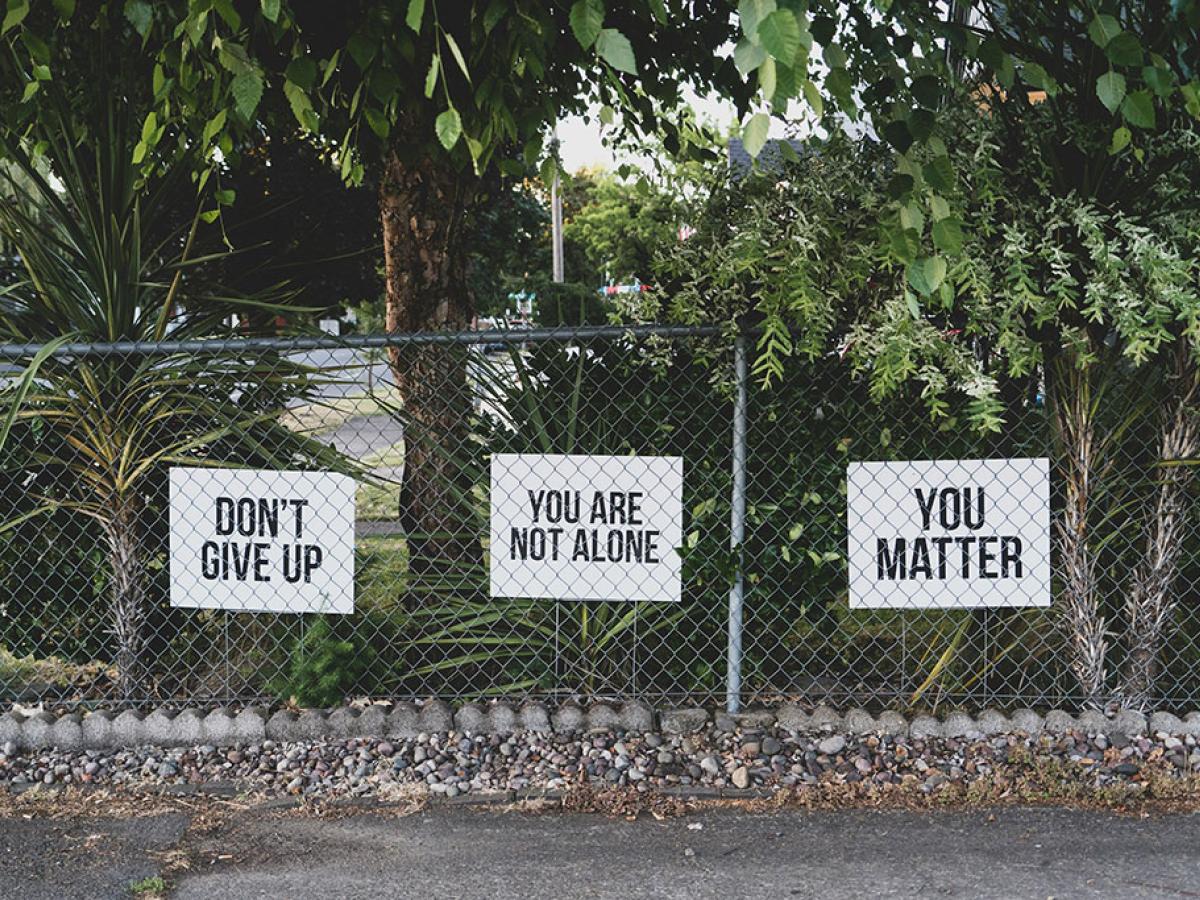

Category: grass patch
[357, 536, 409, 610]
[129, 876, 165, 895]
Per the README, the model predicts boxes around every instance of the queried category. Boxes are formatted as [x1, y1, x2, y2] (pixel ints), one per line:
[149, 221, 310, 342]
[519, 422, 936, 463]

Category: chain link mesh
[0, 325, 1197, 713]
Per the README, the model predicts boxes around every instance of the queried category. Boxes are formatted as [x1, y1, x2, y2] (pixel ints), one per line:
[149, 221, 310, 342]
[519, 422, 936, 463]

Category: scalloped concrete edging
[2, 701, 1199, 752]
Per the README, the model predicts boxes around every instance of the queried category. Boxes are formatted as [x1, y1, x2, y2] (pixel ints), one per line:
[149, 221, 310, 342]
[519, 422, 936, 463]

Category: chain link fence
[1, 324, 1198, 713]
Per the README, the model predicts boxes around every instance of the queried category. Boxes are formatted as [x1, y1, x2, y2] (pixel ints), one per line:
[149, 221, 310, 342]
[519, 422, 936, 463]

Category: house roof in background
[727, 137, 807, 179]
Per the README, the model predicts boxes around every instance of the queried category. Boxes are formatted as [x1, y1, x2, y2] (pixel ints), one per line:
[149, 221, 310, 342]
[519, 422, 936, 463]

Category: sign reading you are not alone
[847, 458, 1051, 609]
[489, 453, 683, 603]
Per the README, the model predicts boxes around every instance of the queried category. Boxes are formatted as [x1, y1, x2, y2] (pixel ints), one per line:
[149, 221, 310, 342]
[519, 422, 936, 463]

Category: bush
[272, 617, 373, 707]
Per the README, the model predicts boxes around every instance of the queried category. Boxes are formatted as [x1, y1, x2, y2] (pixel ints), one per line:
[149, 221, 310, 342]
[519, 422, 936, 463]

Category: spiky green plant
[0, 97, 348, 702]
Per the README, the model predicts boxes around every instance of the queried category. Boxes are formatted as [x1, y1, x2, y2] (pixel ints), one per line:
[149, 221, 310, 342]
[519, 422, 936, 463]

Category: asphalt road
[7, 803, 1195, 900]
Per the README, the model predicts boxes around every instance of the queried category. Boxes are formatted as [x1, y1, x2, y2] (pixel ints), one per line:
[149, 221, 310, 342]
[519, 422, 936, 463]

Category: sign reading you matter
[490, 453, 682, 603]
[847, 458, 1050, 609]
[169, 467, 355, 614]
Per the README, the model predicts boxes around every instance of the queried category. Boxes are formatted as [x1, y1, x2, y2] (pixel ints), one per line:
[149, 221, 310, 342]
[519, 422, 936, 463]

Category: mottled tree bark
[379, 143, 483, 593]
[103, 493, 149, 703]
[1046, 356, 1110, 708]
[1121, 348, 1199, 709]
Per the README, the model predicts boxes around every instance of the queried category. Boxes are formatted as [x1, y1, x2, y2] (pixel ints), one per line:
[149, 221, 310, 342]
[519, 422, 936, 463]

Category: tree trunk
[379, 144, 483, 595]
[102, 493, 149, 703]
[1120, 348, 1199, 709]
[1046, 355, 1110, 708]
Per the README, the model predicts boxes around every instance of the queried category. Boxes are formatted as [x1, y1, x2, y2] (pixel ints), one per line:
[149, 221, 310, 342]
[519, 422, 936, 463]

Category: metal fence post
[727, 331, 748, 714]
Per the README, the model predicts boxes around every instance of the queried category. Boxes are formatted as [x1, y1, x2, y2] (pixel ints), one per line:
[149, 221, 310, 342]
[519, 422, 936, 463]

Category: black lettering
[290, 499, 308, 538]
[572, 529, 590, 561]
[589, 492, 607, 524]
[258, 499, 279, 538]
[528, 489, 545, 522]
[231, 541, 252, 579]
[914, 488, 937, 530]
[511, 527, 529, 561]
[908, 538, 932, 579]
[608, 491, 627, 524]
[1000, 536, 1023, 577]
[978, 536, 998, 578]
[253, 542, 271, 581]
[201, 541, 220, 579]
[628, 492, 643, 525]
[303, 545, 322, 582]
[931, 537, 952, 578]
[528, 527, 546, 561]
[645, 530, 660, 563]
[964, 487, 986, 530]
[215, 497, 235, 535]
[283, 545, 302, 583]
[954, 536, 974, 576]
[877, 538, 906, 579]
[236, 498, 256, 537]
[939, 489, 961, 529]
[548, 528, 564, 560]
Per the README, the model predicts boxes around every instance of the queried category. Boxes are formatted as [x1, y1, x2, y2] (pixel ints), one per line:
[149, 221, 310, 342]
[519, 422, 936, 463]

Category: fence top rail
[0, 323, 730, 359]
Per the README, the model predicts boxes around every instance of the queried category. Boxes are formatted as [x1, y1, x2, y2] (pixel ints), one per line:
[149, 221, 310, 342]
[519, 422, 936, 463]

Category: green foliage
[273, 617, 372, 707]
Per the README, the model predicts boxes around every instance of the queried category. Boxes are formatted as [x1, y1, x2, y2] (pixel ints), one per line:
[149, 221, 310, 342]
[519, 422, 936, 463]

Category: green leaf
[443, 31, 471, 82]
[758, 57, 776, 100]
[932, 217, 963, 254]
[911, 74, 940, 107]
[435, 107, 462, 150]
[1104, 32, 1142, 67]
[283, 80, 319, 131]
[231, 71, 264, 120]
[1021, 61, 1057, 96]
[52, 0, 74, 20]
[1142, 65, 1174, 97]
[285, 57, 317, 91]
[907, 256, 947, 296]
[406, 0, 424, 31]
[569, 0, 604, 49]
[1108, 125, 1131, 154]
[899, 203, 924, 234]
[922, 155, 954, 192]
[1087, 13, 1121, 48]
[1121, 90, 1155, 129]
[424, 55, 440, 98]
[20, 80, 38, 102]
[141, 111, 157, 142]
[742, 112, 770, 158]
[647, 0, 666, 24]
[598, 104, 614, 125]
[1181, 81, 1200, 118]
[2, 0, 29, 34]
[364, 106, 390, 139]
[734, 37, 767, 76]
[595, 28, 636, 74]
[801, 78, 823, 117]
[200, 209, 220, 224]
[123, 0, 151, 37]
[131, 139, 146, 164]
[758, 9, 801, 65]
[1096, 71, 1126, 113]
[347, 33, 376, 69]
[738, 0, 776, 38]
[260, 0, 280, 22]
[905, 291, 921, 319]
[215, 188, 236, 205]
[929, 194, 950, 221]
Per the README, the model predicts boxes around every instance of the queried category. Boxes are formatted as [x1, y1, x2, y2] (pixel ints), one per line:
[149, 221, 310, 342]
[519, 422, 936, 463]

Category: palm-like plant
[0, 99, 346, 702]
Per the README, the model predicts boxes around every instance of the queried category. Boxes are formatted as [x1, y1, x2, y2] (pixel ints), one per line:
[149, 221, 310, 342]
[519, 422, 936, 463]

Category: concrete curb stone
[8, 701, 1200, 750]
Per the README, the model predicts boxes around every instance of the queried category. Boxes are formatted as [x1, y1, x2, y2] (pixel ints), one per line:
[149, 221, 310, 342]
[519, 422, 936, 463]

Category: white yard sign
[490, 453, 683, 603]
[169, 467, 356, 614]
[847, 458, 1051, 609]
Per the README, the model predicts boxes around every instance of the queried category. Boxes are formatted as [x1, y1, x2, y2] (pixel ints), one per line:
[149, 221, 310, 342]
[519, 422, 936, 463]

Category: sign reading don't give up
[169, 467, 355, 614]
[490, 453, 683, 603]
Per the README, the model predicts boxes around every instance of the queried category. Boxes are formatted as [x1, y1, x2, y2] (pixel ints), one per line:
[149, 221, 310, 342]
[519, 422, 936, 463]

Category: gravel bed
[3, 726, 1198, 801]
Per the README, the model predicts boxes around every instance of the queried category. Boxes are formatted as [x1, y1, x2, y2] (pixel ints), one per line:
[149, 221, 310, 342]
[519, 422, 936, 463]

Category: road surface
[3, 803, 1199, 899]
